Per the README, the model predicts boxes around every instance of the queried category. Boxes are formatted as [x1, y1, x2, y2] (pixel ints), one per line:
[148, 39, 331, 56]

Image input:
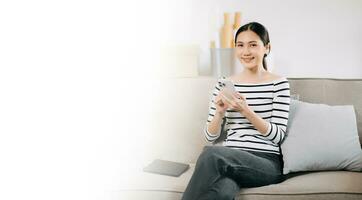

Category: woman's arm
[221, 94, 269, 135]
[220, 80, 290, 145]
[206, 112, 224, 136]
[263, 81, 290, 144]
[204, 80, 228, 143]
[241, 108, 269, 136]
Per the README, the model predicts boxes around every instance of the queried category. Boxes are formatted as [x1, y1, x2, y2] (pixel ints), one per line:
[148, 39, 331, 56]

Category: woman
[181, 22, 290, 200]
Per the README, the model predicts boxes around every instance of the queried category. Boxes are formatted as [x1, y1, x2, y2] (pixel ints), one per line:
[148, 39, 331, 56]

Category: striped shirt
[204, 77, 290, 155]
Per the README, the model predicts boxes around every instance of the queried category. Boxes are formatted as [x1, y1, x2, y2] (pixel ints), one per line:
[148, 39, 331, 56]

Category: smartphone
[218, 79, 236, 100]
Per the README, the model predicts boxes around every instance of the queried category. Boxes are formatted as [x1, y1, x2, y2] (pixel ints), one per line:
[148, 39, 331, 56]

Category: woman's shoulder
[266, 73, 289, 89]
[265, 73, 286, 82]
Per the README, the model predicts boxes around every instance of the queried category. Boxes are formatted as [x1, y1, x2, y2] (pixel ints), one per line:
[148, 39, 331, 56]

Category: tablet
[143, 159, 190, 177]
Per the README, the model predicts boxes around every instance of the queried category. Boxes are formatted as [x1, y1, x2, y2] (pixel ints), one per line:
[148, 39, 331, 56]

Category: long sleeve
[264, 79, 290, 145]
[204, 79, 226, 143]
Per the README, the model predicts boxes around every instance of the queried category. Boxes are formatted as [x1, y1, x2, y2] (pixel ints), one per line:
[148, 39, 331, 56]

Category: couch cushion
[241, 170, 362, 195]
[281, 99, 362, 174]
[117, 163, 362, 199]
[115, 190, 182, 200]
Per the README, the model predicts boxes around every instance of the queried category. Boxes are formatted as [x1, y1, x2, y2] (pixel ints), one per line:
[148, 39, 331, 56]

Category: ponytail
[262, 54, 268, 71]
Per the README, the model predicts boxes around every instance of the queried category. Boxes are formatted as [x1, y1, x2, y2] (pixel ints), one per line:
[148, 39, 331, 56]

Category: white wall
[160, 0, 362, 78]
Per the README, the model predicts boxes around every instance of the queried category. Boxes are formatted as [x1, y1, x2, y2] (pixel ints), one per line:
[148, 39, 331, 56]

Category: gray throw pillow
[281, 99, 362, 174]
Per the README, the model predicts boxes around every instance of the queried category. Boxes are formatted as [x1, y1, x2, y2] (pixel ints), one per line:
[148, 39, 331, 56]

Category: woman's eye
[237, 44, 243, 47]
[251, 44, 257, 47]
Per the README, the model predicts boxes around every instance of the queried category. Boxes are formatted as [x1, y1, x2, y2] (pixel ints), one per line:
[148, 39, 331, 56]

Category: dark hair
[234, 22, 270, 71]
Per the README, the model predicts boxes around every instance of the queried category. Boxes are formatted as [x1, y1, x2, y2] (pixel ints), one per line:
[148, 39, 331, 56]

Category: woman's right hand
[214, 94, 228, 117]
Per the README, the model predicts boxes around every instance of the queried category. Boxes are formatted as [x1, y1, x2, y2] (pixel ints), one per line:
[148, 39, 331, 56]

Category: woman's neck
[241, 67, 267, 80]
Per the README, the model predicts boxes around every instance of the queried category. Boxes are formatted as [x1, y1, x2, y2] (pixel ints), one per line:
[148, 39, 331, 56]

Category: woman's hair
[234, 22, 270, 71]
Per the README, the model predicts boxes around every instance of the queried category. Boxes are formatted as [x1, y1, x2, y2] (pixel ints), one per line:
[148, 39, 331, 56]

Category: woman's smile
[242, 57, 255, 63]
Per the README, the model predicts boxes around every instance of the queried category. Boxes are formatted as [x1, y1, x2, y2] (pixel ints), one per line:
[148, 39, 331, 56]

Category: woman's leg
[181, 146, 240, 200]
[197, 177, 240, 200]
[181, 145, 285, 200]
[220, 150, 285, 188]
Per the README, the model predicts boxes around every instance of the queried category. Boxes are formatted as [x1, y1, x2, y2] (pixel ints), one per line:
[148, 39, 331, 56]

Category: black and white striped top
[204, 77, 290, 155]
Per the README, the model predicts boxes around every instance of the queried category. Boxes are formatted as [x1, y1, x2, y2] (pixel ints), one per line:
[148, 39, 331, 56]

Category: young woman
[181, 22, 290, 200]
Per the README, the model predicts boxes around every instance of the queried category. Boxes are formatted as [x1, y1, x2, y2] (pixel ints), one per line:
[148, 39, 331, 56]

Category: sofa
[116, 77, 362, 200]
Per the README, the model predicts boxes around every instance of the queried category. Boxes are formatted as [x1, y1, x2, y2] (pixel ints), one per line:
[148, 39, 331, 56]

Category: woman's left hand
[220, 92, 250, 114]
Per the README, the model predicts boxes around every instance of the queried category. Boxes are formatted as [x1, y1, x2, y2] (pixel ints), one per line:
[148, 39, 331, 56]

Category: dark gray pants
[181, 145, 286, 200]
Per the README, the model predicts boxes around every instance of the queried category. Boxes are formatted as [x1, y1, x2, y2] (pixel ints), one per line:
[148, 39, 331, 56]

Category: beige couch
[117, 77, 362, 200]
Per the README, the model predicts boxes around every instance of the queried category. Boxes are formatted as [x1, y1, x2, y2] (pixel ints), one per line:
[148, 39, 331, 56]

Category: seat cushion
[240, 170, 362, 194]
[116, 163, 362, 199]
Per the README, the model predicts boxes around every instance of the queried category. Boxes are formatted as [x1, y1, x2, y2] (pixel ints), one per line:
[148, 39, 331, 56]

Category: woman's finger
[220, 93, 232, 105]
[234, 92, 246, 100]
[214, 96, 221, 103]
[228, 93, 244, 109]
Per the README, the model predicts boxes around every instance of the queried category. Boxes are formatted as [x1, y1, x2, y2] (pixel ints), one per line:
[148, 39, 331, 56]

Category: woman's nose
[242, 47, 251, 55]
[242, 48, 251, 56]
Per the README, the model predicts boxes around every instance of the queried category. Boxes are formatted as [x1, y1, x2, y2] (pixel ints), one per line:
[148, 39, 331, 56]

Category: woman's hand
[214, 94, 228, 117]
[220, 91, 250, 114]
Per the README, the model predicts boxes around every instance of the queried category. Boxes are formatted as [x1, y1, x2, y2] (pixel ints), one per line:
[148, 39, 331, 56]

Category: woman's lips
[242, 57, 254, 62]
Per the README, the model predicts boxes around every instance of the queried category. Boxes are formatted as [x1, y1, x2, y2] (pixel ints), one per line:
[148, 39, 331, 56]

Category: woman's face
[235, 30, 269, 70]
